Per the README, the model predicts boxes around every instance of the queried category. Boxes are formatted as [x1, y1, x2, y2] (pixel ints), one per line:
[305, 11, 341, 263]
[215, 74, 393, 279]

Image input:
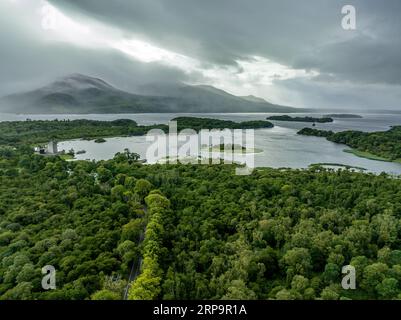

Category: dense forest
[298, 126, 401, 162]
[267, 115, 333, 123]
[0, 119, 167, 146]
[0, 117, 273, 147]
[1, 145, 401, 300]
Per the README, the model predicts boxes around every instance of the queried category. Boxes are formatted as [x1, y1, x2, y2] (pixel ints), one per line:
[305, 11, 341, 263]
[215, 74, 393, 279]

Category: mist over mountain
[0, 74, 171, 114]
[0, 74, 302, 114]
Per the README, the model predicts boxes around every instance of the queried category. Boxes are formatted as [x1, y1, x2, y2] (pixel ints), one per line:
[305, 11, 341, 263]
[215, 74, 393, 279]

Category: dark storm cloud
[0, 38, 191, 96]
[1, 0, 400, 109]
[0, 0, 193, 96]
[48, 0, 338, 66]
[1, 39, 192, 96]
[48, 0, 401, 86]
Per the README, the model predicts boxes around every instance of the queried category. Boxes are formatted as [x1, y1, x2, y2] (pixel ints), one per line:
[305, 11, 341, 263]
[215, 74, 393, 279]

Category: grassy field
[343, 148, 401, 163]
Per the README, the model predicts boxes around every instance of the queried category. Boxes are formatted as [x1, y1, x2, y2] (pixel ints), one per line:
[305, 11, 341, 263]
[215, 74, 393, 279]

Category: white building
[47, 141, 58, 154]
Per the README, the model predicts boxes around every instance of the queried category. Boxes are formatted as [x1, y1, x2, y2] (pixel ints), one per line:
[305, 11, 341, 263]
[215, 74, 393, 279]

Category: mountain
[137, 83, 301, 113]
[240, 95, 268, 103]
[0, 74, 303, 114]
[0, 74, 174, 114]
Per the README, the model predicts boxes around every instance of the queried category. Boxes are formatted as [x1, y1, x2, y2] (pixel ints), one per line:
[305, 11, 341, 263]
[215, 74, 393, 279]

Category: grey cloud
[276, 77, 401, 110]
[49, 0, 401, 86]
[1, 0, 400, 110]
[0, 1, 194, 96]
[0, 39, 191, 96]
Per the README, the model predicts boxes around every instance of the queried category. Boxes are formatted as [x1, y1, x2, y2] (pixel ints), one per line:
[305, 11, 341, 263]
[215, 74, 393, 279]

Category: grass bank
[344, 149, 401, 163]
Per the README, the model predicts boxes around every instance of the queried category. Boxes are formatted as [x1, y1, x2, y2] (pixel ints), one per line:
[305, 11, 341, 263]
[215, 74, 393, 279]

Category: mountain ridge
[0, 74, 305, 114]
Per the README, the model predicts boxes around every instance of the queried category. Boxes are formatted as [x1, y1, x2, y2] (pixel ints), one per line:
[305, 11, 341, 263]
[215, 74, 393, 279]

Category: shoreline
[343, 149, 401, 163]
[309, 162, 367, 171]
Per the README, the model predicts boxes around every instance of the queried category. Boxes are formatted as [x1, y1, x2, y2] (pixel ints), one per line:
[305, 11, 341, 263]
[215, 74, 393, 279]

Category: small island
[94, 138, 106, 143]
[201, 143, 263, 154]
[325, 114, 363, 119]
[266, 115, 333, 123]
[172, 117, 274, 131]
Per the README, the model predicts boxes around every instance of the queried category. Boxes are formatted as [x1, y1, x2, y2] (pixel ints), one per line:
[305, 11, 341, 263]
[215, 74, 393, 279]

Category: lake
[2, 112, 401, 174]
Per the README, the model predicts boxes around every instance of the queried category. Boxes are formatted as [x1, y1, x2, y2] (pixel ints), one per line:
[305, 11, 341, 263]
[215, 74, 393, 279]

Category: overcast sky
[0, 0, 400, 109]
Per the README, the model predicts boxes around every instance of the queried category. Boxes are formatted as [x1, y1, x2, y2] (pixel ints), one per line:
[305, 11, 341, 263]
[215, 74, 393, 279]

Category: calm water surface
[2, 112, 401, 174]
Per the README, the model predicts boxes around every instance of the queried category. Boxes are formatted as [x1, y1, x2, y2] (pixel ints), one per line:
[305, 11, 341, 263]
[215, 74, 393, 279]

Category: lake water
[1, 112, 401, 132]
[2, 112, 401, 175]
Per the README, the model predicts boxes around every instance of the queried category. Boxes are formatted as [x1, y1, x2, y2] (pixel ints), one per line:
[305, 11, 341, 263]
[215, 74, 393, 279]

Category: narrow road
[123, 205, 147, 300]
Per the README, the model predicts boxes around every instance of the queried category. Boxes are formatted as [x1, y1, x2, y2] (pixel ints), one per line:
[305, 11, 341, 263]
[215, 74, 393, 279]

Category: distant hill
[137, 82, 301, 113]
[240, 95, 268, 103]
[325, 114, 363, 119]
[0, 74, 172, 114]
[267, 115, 333, 123]
[0, 74, 304, 114]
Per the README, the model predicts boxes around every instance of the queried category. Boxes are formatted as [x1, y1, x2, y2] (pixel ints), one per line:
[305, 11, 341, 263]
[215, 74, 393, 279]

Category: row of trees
[128, 192, 170, 300]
